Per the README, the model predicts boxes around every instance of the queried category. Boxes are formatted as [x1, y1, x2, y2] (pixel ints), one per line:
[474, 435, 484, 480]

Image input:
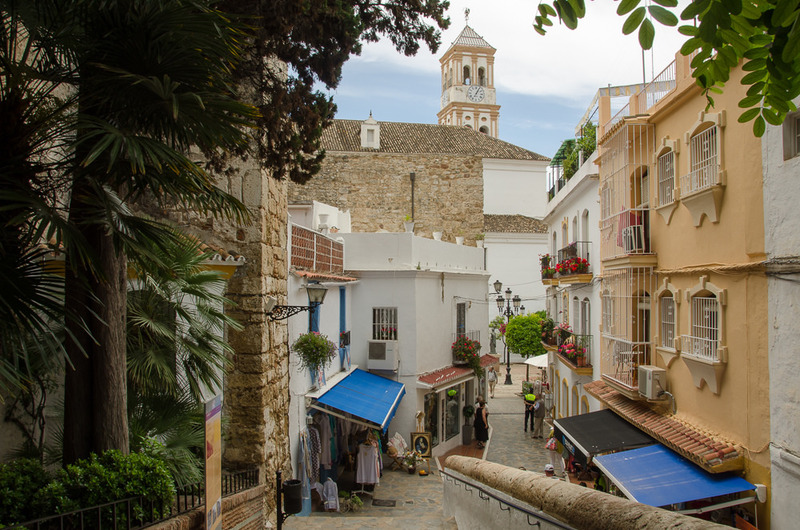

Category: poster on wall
[205, 395, 223, 530]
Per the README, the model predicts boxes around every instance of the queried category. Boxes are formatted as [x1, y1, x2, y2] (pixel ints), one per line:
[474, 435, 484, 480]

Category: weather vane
[465, 8, 470, 25]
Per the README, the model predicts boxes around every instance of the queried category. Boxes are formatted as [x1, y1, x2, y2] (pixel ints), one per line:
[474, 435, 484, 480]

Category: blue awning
[310, 369, 405, 434]
[594, 444, 755, 508]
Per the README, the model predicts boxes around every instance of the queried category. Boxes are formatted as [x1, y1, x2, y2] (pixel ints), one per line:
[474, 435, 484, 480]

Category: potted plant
[475, 233, 485, 248]
[291, 332, 338, 373]
[402, 450, 423, 473]
[432, 230, 443, 241]
[403, 214, 415, 233]
[540, 317, 556, 345]
[462, 404, 475, 445]
[451, 335, 483, 377]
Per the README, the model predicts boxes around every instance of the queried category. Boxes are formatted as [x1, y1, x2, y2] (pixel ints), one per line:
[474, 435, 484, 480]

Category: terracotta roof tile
[584, 380, 743, 473]
[320, 120, 549, 161]
[418, 354, 499, 387]
[484, 214, 548, 234]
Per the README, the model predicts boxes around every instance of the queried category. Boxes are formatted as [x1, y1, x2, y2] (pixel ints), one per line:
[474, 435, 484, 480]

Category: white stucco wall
[288, 230, 491, 465]
[483, 159, 549, 217]
[762, 102, 800, 529]
[484, 232, 549, 319]
[542, 152, 602, 416]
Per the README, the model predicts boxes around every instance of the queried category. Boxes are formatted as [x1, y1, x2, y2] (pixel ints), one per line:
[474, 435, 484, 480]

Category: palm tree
[0, 0, 257, 463]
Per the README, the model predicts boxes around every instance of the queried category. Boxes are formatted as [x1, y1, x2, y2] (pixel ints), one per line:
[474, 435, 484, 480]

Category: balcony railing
[681, 159, 719, 196]
[600, 209, 651, 261]
[453, 330, 480, 343]
[601, 339, 650, 390]
[556, 333, 592, 368]
[555, 241, 592, 277]
[680, 334, 720, 362]
[637, 60, 676, 112]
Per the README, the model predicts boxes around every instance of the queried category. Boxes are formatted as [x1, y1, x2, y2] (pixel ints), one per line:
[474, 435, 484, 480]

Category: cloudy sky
[324, 0, 689, 158]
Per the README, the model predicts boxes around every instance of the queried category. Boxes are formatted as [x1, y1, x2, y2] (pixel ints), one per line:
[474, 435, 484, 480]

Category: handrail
[439, 467, 573, 529]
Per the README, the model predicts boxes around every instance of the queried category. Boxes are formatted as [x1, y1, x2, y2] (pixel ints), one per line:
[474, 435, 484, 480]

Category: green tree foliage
[504, 314, 546, 358]
[222, 0, 451, 183]
[532, 0, 800, 136]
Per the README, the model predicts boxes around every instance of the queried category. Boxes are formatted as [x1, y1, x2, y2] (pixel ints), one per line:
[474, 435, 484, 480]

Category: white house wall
[485, 232, 549, 320]
[543, 152, 602, 416]
[483, 159, 549, 217]
[762, 100, 800, 529]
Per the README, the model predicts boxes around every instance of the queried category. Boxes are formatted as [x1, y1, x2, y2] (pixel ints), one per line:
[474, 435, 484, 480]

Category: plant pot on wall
[433, 231, 442, 241]
[404, 221, 415, 233]
[455, 236, 464, 245]
[476, 240, 484, 248]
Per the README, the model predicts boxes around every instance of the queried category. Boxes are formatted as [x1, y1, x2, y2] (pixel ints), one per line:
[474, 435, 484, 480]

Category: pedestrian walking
[545, 427, 565, 476]
[487, 366, 498, 398]
[532, 395, 546, 438]
[474, 396, 489, 449]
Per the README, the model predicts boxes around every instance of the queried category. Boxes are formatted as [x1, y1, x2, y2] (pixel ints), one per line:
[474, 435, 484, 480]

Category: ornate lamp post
[493, 280, 521, 385]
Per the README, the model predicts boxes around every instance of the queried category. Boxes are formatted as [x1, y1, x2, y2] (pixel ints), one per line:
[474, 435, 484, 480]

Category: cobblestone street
[284, 363, 555, 529]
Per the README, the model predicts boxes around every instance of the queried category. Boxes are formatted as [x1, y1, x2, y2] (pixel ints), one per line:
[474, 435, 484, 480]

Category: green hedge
[0, 451, 175, 527]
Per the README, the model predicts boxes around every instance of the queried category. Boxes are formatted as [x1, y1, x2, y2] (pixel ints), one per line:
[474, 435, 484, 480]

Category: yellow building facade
[589, 53, 771, 526]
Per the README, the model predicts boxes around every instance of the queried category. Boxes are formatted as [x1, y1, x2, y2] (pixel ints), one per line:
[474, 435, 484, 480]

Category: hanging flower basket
[291, 332, 337, 371]
[451, 336, 483, 377]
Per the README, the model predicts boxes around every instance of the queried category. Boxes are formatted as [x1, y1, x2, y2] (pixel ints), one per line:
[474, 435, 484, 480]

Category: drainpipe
[410, 172, 416, 221]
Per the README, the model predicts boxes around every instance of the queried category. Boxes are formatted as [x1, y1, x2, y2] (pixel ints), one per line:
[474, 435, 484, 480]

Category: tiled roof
[320, 120, 549, 161]
[484, 214, 548, 234]
[584, 380, 743, 473]
[448, 25, 495, 50]
[293, 270, 357, 282]
[418, 354, 499, 387]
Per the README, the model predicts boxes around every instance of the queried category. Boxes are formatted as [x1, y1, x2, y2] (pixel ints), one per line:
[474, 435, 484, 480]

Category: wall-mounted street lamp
[493, 280, 522, 385]
[266, 282, 328, 321]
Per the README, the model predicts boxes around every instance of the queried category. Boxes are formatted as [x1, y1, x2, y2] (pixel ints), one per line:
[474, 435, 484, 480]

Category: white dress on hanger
[356, 443, 379, 485]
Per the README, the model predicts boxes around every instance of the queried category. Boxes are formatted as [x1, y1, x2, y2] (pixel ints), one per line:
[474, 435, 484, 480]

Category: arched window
[478, 67, 486, 86]
[479, 126, 489, 134]
[581, 210, 589, 243]
[571, 387, 579, 416]
[581, 298, 591, 337]
[463, 65, 471, 85]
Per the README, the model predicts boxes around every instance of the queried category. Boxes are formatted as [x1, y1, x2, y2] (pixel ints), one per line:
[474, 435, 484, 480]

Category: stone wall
[289, 151, 485, 244]
[444, 456, 730, 529]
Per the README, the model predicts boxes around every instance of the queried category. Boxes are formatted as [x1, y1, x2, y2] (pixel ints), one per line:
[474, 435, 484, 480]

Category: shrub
[33, 450, 175, 522]
[0, 459, 52, 526]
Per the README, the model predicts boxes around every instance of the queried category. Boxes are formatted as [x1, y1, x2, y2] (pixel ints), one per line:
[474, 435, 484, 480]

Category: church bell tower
[437, 13, 500, 137]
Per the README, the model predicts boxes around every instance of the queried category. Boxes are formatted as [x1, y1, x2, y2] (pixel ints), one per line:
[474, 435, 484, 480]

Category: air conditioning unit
[367, 340, 399, 371]
[638, 365, 666, 400]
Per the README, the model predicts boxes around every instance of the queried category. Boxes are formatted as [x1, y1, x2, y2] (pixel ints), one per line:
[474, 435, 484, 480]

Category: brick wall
[289, 151, 485, 243]
[149, 485, 266, 530]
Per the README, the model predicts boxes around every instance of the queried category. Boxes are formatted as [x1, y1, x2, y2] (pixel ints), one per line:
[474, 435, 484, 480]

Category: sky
[323, 0, 690, 158]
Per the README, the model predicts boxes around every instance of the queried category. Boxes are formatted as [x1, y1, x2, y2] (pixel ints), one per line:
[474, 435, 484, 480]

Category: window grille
[372, 307, 397, 340]
[657, 151, 675, 206]
[580, 298, 591, 336]
[784, 113, 800, 160]
[689, 296, 719, 359]
[686, 126, 718, 193]
[660, 295, 675, 348]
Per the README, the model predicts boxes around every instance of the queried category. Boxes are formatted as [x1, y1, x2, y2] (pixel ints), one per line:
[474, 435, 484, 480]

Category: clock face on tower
[467, 85, 485, 103]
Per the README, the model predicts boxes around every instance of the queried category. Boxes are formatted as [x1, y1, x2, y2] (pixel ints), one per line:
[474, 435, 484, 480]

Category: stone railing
[443, 456, 728, 530]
